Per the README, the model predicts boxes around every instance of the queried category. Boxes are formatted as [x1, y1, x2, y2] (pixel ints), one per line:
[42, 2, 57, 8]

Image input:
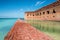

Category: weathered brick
[4, 20, 53, 40]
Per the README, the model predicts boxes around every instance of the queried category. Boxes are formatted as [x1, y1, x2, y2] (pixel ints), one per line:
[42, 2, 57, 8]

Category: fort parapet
[4, 20, 53, 40]
[25, 0, 60, 21]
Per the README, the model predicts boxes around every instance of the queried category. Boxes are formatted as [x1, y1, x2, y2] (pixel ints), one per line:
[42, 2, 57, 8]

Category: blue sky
[0, 0, 57, 18]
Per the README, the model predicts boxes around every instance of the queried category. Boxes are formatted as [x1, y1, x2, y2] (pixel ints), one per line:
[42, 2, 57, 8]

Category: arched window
[53, 9, 56, 13]
[47, 11, 49, 14]
[53, 16, 55, 17]
[40, 12, 41, 15]
[43, 12, 45, 14]
[33, 14, 34, 16]
[35, 13, 39, 16]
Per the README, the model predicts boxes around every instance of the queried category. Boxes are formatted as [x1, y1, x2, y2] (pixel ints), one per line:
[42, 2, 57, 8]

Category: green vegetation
[26, 20, 60, 40]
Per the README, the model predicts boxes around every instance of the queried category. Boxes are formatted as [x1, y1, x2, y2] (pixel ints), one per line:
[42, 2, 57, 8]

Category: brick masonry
[25, 0, 60, 21]
[4, 20, 53, 40]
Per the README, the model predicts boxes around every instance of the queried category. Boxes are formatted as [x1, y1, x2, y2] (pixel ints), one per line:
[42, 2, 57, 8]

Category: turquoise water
[0, 18, 17, 40]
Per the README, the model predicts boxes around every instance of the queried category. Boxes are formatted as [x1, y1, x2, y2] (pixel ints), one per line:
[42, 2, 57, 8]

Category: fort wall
[25, 0, 60, 21]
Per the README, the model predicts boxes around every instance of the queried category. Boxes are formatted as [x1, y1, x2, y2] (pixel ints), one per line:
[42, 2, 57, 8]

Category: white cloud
[35, 1, 41, 6]
[35, 1, 46, 6]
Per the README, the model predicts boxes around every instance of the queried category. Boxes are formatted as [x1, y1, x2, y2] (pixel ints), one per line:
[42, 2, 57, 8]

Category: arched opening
[53, 16, 55, 17]
[47, 11, 49, 14]
[43, 12, 45, 15]
[33, 14, 34, 16]
[35, 13, 39, 16]
[27, 14, 29, 16]
[40, 12, 41, 15]
[53, 9, 56, 13]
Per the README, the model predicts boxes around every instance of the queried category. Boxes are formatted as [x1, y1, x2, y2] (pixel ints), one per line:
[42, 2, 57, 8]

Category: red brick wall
[24, 5, 60, 21]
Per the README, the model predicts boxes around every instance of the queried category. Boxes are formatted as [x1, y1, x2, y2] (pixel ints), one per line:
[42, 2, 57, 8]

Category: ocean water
[0, 18, 18, 40]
